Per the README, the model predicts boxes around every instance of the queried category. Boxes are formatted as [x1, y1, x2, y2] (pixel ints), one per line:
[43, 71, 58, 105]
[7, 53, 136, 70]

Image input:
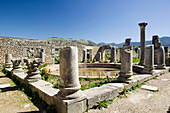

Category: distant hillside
[98, 36, 170, 47]
[0, 36, 98, 46]
[41, 37, 97, 46]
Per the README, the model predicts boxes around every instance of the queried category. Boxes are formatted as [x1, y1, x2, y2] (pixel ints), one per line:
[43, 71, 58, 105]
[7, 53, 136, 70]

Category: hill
[0, 36, 98, 46]
[98, 36, 170, 47]
[41, 37, 97, 46]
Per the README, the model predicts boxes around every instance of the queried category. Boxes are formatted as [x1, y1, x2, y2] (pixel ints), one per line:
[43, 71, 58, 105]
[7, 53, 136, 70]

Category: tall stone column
[98, 52, 101, 61]
[110, 47, 116, 63]
[5, 54, 13, 68]
[164, 46, 169, 65]
[83, 49, 87, 62]
[138, 22, 148, 66]
[40, 51, 45, 64]
[56, 46, 86, 113]
[142, 45, 154, 73]
[157, 46, 166, 69]
[118, 46, 133, 82]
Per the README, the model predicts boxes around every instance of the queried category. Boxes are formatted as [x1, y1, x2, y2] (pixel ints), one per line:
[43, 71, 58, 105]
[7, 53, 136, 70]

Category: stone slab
[0, 84, 10, 88]
[30, 80, 59, 105]
[104, 83, 128, 93]
[141, 85, 158, 91]
[82, 85, 118, 107]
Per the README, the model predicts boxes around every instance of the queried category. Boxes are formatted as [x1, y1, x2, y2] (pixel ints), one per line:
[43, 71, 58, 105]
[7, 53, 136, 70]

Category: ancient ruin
[138, 22, 148, 65]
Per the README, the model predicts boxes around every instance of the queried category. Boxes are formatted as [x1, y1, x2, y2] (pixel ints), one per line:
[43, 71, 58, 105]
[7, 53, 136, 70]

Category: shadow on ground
[0, 86, 18, 92]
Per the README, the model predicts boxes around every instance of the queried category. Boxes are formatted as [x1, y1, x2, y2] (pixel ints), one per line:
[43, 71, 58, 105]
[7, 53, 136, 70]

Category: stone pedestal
[157, 46, 166, 69]
[24, 58, 41, 82]
[56, 46, 87, 113]
[118, 46, 133, 82]
[11, 59, 23, 73]
[138, 22, 148, 66]
[5, 54, 13, 68]
[142, 45, 154, 74]
[110, 47, 116, 63]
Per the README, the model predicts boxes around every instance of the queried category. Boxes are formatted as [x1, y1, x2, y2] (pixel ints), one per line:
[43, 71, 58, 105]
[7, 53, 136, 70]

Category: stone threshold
[4, 67, 169, 112]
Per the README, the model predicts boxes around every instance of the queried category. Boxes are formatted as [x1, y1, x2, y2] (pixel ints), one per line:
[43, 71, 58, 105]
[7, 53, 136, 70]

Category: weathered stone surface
[24, 58, 41, 82]
[157, 46, 166, 69]
[110, 46, 116, 62]
[118, 43, 133, 82]
[5, 54, 12, 68]
[82, 85, 118, 106]
[56, 46, 87, 113]
[83, 49, 87, 62]
[11, 59, 23, 73]
[142, 45, 154, 73]
[141, 85, 158, 91]
[138, 22, 148, 66]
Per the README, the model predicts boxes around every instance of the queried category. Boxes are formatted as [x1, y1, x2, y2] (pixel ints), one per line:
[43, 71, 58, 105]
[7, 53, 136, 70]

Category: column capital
[138, 22, 148, 27]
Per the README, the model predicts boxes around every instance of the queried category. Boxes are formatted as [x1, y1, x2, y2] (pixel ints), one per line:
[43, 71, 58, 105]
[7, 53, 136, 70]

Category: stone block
[82, 85, 118, 107]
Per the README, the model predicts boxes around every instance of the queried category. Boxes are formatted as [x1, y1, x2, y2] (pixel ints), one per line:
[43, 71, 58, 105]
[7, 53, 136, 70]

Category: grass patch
[153, 76, 158, 80]
[2, 69, 56, 113]
[93, 99, 114, 110]
[132, 58, 140, 63]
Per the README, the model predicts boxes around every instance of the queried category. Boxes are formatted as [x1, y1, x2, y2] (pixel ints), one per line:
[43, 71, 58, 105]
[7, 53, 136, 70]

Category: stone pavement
[87, 73, 170, 113]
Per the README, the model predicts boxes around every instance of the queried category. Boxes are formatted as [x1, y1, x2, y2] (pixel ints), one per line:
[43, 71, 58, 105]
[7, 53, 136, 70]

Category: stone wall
[0, 37, 99, 65]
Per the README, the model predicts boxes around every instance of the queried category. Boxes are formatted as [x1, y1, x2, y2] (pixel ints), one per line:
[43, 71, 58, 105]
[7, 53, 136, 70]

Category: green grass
[132, 58, 140, 63]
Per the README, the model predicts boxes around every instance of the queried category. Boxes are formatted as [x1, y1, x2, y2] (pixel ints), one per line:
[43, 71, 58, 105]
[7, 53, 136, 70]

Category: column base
[156, 65, 166, 69]
[138, 62, 145, 66]
[55, 92, 87, 113]
[142, 67, 153, 74]
[25, 74, 41, 82]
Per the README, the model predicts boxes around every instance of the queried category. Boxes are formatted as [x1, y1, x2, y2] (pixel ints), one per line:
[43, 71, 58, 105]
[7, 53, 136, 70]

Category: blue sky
[0, 0, 170, 43]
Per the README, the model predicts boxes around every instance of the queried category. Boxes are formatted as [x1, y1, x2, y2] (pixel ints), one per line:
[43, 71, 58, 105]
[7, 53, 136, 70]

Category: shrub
[87, 59, 91, 63]
[93, 59, 96, 63]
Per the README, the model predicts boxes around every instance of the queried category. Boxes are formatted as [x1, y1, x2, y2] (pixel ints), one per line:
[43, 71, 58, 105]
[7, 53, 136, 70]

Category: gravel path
[88, 73, 170, 113]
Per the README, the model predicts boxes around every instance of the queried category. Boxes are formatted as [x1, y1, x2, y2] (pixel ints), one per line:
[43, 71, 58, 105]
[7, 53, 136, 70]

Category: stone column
[11, 59, 23, 73]
[142, 45, 154, 73]
[40, 51, 45, 64]
[5, 54, 13, 68]
[89, 49, 93, 61]
[56, 46, 86, 113]
[110, 47, 116, 63]
[164, 46, 169, 65]
[23, 48, 27, 57]
[157, 46, 166, 69]
[138, 48, 141, 59]
[138, 22, 148, 66]
[24, 58, 41, 82]
[98, 52, 101, 61]
[83, 49, 87, 62]
[119, 48, 123, 63]
[118, 46, 133, 82]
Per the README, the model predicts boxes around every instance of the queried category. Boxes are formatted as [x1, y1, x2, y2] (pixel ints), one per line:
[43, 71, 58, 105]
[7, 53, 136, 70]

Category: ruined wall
[0, 37, 98, 65]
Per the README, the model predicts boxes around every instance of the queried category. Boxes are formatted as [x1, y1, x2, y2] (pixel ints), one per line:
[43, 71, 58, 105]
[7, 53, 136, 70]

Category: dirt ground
[1, 71, 170, 113]
[0, 72, 40, 113]
[87, 73, 170, 113]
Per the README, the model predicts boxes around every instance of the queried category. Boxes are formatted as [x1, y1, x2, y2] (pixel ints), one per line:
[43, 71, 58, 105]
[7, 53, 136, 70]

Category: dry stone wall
[0, 37, 99, 65]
